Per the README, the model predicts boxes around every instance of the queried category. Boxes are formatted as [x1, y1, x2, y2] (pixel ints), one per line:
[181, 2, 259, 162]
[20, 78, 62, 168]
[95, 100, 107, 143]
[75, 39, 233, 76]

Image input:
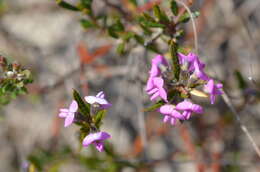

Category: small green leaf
[144, 101, 164, 112]
[112, 19, 125, 32]
[142, 21, 165, 28]
[80, 0, 93, 9]
[56, 0, 79, 11]
[94, 110, 106, 128]
[122, 32, 135, 42]
[73, 89, 90, 117]
[116, 42, 125, 55]
[178, 11, 200, 23]
[170, 0, 178, 16]
[80, 19, 96, 29]
[129, 0, 138, 6]
[108, 27, 119, 38]
[134, 34, 145, 45]
[140, 24, 152, 35]
[234, 70, 247, 90]
[153, 5, 169, 23]
[142, 12, 156, 22]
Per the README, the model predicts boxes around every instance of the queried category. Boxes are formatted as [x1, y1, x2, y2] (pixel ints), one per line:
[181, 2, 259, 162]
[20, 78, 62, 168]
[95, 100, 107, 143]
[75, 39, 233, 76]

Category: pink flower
[159, 104, 185, 125]
[204, 79, 223, 104]
[152, 54, 169, 67]
[85, 91, 112, 109]
[193, 59, 209, 81]
[146, 55, 169, 90]
[59, 100, 78, 127]
[178, 52, 205, 72]
[176, 100, 203, 119]
[147, 77, 168, 102]
[82, 131, 111, 152]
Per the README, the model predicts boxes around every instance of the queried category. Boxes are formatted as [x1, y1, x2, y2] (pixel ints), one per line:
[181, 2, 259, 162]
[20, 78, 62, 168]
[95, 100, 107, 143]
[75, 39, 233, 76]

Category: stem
[221, 89, 260, 158]
[169, 39, 180, 81]
[175, 0, 198, 54]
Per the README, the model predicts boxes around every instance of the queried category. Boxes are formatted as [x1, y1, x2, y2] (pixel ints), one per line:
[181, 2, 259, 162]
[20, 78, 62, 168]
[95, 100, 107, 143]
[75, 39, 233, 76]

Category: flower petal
[152, 54, 168, 66]
[158, 87, 168, 102]
[96, 91, 105, 98]
[60, 108, 69, 113]
[84, 96, 99, 104]
[146, 77, 155, 91]
[170, 118, 176, 125]
[210, 95, 216, 104]
[176, 100, 193, 111]
[64, 113, 74, 127]
[205, 79, 214, 93]
[171, 110, 185, 120]
[149, 64, 160, 77]
[69, 100, 78, 112]
[163, 115, 170, 123]
[191, 104, 203, 114]
[94, 142, 104, 152]
[160, 105, 174, 115]
[147, 88, 158, 95]
[150, 92, 160, 101]
[82, 132, 111, 147]
[59, 112, 67, 118]
[153, 77, 164, 88]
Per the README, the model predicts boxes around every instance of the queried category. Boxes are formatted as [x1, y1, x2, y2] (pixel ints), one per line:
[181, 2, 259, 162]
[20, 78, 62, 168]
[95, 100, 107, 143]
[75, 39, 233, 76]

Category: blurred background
[0, 0, 259, 171]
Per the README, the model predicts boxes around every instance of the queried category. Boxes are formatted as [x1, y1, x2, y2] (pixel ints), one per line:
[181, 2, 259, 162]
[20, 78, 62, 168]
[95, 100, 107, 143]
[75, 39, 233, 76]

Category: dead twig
[221, 90, 260, 158]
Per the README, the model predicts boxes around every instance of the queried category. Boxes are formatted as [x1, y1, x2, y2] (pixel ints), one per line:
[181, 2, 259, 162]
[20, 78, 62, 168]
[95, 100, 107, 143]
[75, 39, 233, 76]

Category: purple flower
[146, 55, 169, 92]
[148, 55, 169, 77]
[59, 100, 78, 127]
[159, 104, 185, 125]
[192, 59, 209, 81]
[82, 131, 111, 152]
[178, 52, 205, 71]
[85, 91, 112, 109]
[204, 79, 223, 104]
[176, 100, 203, 119]
[152, 54, 169, 67]
[147, 77, 168, 102]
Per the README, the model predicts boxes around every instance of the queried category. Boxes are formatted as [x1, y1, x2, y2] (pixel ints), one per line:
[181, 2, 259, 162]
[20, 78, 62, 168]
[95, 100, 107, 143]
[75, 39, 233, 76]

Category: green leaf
[142, 21, 165, 28]
[116, 42, 125, 55]
[140, 24, 152, 35]
[122, 32, 135, 42]
[108, 27, 119, 38]
[134, 34, 145, 45]
[129, 0, 138, 6]
[169, 40, 180, 81]
[80, 19, 96, 29]
[142, 12, 156, 22]
[170, 0, 178, 16]
[153, 5, 169, 23]
[94, 110, 106, 128]
[80, 0, 93, 9]
[178, 11, 200, 23]
[234, 70, 247, 90]
[144, 101, 164, 112]
[56, 0, 79, 11]
[73, 89, 90, 117]
[112, 19, 125, 32]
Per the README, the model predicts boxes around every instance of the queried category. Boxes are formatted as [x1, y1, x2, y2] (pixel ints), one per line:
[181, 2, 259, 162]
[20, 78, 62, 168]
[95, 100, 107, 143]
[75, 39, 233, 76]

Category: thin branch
[175, 0, 198, 54]
[221, 89, 260, 158]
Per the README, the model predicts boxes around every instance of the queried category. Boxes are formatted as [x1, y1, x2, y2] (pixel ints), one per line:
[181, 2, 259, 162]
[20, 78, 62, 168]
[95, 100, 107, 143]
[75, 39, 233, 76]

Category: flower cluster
[58, 91, 112, 152]
[146, 53, 223, 125]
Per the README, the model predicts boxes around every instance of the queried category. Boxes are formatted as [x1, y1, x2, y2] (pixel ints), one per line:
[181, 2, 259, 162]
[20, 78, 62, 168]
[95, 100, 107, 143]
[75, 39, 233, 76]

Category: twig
[221, 90, 260, 158]
[175, 0, 198, 54]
